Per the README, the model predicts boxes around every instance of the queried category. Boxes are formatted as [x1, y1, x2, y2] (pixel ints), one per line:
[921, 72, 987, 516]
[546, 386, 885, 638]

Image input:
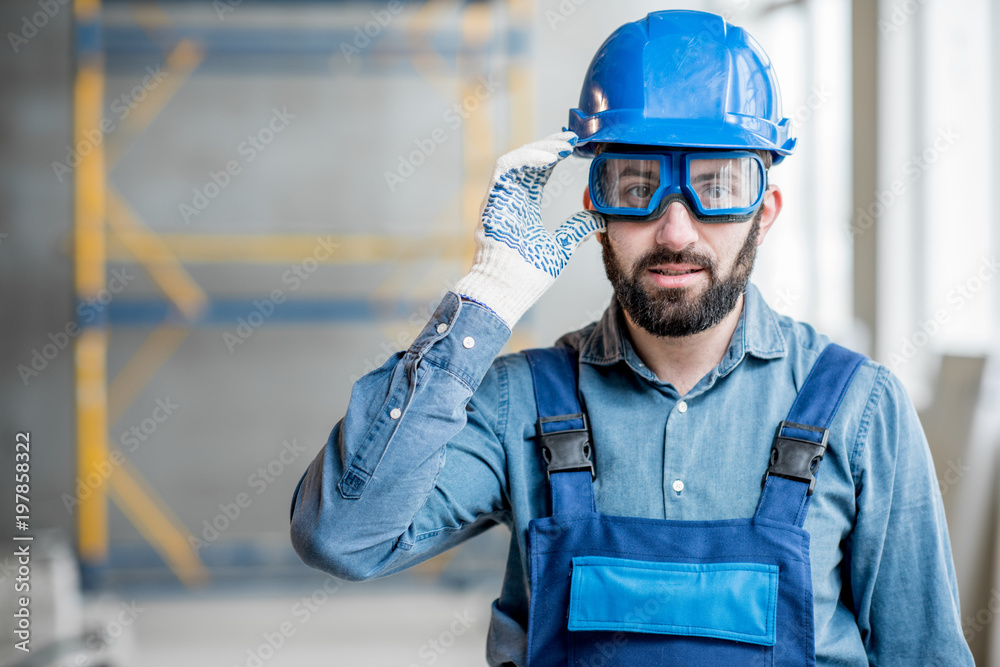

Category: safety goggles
[589, 150, 767, 222]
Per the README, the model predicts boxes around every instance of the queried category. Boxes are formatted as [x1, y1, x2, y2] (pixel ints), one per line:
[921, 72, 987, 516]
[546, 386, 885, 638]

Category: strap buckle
[761, 420, 829, 495]
[535, 412, 595, 480]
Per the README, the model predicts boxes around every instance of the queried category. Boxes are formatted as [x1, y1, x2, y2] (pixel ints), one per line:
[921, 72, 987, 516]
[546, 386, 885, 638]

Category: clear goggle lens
[592, 158, 661, 210]
[590, 152, 765, 220]
[688, 156, 762, 211]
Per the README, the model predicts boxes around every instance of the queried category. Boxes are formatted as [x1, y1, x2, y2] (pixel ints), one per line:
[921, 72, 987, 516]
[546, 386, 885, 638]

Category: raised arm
[289, 132, 604, 581]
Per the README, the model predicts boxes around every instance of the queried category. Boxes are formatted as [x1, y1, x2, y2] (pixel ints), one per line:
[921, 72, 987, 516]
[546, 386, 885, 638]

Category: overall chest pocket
[567, 557, 778, 667]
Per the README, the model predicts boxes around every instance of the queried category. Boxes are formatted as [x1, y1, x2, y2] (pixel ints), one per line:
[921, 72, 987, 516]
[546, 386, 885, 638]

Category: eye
[701, 182, 732, 200]
[626, 185, 652, 199]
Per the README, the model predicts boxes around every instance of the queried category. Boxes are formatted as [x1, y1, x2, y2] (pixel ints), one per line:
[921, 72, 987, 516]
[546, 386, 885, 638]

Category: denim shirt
[290, 284, 973, 666]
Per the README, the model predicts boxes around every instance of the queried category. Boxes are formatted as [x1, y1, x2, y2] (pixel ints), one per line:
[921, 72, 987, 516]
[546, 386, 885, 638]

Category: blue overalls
[522, 343, 866, 666]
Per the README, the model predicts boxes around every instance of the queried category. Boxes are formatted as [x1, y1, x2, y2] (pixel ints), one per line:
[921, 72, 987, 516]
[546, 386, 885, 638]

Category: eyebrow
[616, 166, 658, 178]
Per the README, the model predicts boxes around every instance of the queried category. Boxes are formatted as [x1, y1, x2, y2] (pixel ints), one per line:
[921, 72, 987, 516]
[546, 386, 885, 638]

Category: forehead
[597, 144, 739, 154]
[597, 151, 748, 173]
[596, 144, 770, 170]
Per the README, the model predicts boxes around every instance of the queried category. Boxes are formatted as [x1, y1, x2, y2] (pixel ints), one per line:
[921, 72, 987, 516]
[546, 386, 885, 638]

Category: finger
[541, 130, 579, 145]
[498, 132, 577, 168]
[553, 210, 607, 253]
[495, 147, 564, 175]
[518, 138, 575, 156]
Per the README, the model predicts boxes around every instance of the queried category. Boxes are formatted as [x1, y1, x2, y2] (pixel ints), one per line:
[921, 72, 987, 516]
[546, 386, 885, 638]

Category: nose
[653, 200, 700, 251]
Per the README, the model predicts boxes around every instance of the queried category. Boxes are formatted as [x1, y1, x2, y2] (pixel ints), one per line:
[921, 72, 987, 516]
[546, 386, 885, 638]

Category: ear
[755, 184, 782, 246]
[584, 187, 604, 243]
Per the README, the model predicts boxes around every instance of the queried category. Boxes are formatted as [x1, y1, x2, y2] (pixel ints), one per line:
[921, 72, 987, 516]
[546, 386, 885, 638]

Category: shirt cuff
[411, 291, 511, 389]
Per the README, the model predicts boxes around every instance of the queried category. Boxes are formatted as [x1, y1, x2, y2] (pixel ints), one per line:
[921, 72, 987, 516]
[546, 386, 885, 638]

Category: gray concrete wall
[1, 0, 75, 541]
[0, 0, 841, 589]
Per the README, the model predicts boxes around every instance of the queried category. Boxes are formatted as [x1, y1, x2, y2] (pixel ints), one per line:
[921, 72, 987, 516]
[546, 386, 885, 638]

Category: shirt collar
[574, 283, 787, 379]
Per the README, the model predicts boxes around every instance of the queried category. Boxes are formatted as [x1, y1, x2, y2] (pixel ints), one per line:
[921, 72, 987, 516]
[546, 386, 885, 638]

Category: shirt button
[676, 400, 688, 413]
[672, 479, 685, 493]
[462, 336, 475, 349]
[436, 323, 448, 334]
[389, 408, 402, 420]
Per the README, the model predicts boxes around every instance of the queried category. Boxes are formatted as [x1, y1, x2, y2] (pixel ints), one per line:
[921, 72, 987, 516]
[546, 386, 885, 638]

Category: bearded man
[291, 10, 972, 666]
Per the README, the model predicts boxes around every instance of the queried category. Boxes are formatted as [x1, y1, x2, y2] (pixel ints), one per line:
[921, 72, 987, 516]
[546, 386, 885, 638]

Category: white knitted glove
[454, 131, 605, 328]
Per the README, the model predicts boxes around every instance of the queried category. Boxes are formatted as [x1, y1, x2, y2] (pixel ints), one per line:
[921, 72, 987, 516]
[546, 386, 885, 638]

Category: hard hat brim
[568, 108, 796, 163]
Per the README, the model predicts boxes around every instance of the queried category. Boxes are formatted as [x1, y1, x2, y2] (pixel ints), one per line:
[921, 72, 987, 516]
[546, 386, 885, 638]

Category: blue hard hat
[569, 10, 796, 164]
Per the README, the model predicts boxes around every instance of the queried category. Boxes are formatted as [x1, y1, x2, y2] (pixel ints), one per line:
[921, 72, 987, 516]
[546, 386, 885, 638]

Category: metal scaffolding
[72, 0, 535, 588]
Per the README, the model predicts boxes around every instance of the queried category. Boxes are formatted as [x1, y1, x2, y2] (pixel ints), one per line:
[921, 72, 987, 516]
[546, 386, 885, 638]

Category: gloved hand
[454, 131, 605, 329]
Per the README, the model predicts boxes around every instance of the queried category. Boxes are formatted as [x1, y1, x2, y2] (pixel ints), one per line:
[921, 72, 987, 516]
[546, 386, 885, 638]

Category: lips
[648, 264, 704, 276]
[646, 265, 705, 289]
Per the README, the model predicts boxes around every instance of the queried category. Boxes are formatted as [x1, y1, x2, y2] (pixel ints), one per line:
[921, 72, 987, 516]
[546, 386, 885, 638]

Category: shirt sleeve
[847, 368, 974, 665]
[289, 291, 513, 581]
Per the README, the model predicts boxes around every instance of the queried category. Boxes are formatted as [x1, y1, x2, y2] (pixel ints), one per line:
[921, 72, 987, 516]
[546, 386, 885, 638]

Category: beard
[601, 211, 762, 338]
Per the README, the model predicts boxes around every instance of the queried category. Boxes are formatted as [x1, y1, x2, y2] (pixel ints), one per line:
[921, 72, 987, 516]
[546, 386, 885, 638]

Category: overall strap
[523, 347, 596, 516]
[755, 343, 867, 527]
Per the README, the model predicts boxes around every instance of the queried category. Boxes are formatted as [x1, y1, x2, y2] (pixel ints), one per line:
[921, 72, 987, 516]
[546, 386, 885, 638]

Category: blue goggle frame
[588, 150, 767, 223]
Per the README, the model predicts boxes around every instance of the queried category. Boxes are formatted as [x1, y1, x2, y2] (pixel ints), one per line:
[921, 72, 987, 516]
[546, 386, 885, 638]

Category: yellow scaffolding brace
[73, 0, 534, 588]
[74, 0, 207, 588]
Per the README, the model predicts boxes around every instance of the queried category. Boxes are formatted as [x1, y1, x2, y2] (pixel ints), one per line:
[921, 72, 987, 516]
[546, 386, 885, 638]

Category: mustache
[634, 248, 716, 274]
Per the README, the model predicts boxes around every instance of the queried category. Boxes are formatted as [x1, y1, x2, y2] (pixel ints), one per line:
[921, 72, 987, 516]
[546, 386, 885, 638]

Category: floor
[66, 579, 496, 667]
[90, 585, 498, 667]
[0, 526, 508, 667]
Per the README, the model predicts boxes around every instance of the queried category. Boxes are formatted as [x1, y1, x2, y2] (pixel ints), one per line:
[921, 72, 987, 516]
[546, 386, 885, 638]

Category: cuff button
[436, 323, 448, 334]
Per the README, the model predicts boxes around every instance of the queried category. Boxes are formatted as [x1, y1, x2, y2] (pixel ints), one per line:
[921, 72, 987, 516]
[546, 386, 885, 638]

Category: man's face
[596, 193, 771, 338]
